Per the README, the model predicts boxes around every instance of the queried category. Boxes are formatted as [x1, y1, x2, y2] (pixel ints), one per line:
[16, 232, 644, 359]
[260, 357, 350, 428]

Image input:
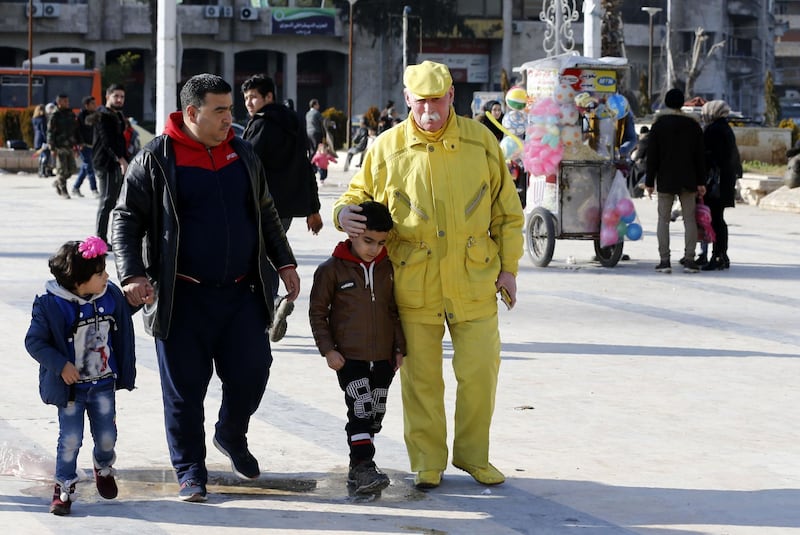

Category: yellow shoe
[414, 470, 442, 489]
[452, 461, 505, 485]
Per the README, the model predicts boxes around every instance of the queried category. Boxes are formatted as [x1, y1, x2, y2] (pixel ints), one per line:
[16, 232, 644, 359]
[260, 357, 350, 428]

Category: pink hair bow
[79, 236, 108, 259]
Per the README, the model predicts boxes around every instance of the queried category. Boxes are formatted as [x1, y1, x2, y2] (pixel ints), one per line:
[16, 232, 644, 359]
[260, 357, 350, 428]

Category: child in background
[311, 142, 338, 184]
[309, 201, 405, 494]
[24, 236, 136, 516]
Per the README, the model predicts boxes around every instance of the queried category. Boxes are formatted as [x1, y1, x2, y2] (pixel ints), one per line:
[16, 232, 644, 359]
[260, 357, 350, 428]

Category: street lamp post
[641, 6, 662, 103]
[346, 0, 358, 148]
[27, 0, 34, 106]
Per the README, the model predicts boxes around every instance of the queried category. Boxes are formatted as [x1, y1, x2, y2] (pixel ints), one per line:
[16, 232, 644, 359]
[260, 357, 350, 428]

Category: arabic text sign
[272, 8, 335, 36]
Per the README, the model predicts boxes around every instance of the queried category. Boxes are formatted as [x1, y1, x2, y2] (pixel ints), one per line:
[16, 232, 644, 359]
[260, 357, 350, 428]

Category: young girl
[25, 236, 136, 516]
[311, 142, 337, 184]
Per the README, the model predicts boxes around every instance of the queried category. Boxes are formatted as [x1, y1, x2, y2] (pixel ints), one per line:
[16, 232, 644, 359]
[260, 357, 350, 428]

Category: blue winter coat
[24, 282, 136, 407]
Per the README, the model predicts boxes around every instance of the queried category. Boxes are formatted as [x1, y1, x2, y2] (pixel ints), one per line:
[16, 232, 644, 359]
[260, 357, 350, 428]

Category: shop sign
[272, 8, 336, 36]
[418, 52, 489, 84]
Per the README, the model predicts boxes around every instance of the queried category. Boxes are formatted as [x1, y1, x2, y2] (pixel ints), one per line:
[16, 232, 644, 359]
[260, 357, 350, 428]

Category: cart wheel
[526, 207, 555, 267]
[593, 239, 624, 267]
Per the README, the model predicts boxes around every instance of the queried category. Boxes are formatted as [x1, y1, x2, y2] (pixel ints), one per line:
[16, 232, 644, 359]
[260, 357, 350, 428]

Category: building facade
[0, 0, 781, 126]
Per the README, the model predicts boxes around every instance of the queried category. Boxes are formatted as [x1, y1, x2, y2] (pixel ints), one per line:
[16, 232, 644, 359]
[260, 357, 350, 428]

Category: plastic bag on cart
[600, 170, 643, 247]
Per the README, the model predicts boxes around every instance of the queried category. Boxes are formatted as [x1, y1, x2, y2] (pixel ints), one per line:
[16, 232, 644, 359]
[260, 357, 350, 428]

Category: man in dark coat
[241, 74, 322, 342]
[112, 74, 300, 503]
[90, 84, 128, 247]
[645, 88, 707, 273]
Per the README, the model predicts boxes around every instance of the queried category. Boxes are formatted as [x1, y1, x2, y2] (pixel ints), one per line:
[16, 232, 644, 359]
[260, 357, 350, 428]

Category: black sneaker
[94, 466, 118, 499]
[655, 261, 672, 273]
[348, 460, 390, 494]
[50, 483, 75, 515]
[178, 479, 207, 502]
[213, 435, 260, 479]
[683, 259, 700, 273]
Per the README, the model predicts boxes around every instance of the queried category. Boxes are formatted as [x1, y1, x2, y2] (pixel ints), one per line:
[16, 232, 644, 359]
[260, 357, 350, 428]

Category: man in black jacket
[241, 74, 321, 342]
[645, 88, 707, 274]
[90, 84, 128, 246]
[112, 74, 300, 503]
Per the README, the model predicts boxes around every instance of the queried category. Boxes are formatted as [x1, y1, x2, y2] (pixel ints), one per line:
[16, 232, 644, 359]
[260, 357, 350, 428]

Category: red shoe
[50, 483, 75, 515]
[94, 466, 118, 499]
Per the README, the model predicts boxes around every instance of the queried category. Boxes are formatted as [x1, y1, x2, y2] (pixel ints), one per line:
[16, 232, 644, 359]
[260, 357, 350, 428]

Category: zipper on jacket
[393, 190, 429, 220]
[152, 145, 180, 332]
[465, 183, 488, 218]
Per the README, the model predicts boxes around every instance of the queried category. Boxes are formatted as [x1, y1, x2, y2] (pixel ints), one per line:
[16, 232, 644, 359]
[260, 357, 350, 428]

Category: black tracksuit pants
[155, 278, 271, 485]
[336, 359, 395, 466]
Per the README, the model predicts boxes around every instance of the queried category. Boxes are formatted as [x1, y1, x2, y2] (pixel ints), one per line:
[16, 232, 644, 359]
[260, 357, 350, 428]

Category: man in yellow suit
[334, 61, 524, 489]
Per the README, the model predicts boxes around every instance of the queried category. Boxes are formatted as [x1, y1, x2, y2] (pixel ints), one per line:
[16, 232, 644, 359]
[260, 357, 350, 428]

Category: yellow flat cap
[403, 61, 453, 99]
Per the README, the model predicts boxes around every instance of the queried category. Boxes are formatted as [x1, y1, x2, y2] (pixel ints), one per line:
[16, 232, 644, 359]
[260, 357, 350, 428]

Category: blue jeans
[55, 381, 117, 484]
[73, 146, 97, 192]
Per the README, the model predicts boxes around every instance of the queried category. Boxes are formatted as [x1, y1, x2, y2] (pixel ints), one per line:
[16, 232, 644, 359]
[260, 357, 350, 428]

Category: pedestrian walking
[309, 201, 405, 495]
[24, 236, 136, 516]
[112, 73, 300, 503]
[47, 94, 79, 198]
[72, 95, 99, 198]
[334, 60, 524, 490]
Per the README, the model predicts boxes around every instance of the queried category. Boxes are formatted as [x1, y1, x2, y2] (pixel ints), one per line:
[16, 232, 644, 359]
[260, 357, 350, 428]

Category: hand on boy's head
[325, 350, 345, 371]
[61, 361, 80, 385]
[338, 204, 366, 237]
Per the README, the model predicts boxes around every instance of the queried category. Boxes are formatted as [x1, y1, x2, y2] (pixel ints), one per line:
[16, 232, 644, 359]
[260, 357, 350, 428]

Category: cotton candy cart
[526, 159, 624, 267]
[515, 54, 637, 268]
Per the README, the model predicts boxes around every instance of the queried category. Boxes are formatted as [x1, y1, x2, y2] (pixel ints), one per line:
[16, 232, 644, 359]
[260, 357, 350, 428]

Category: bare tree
[684, 27, 724, 98]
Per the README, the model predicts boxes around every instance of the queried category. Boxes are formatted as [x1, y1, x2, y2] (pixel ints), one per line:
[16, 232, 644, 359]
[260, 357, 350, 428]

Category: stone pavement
[1, 160, 799, 534]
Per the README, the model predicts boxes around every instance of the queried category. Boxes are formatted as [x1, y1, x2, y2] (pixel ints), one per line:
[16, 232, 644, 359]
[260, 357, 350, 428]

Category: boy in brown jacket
[309, 201, 405, 494]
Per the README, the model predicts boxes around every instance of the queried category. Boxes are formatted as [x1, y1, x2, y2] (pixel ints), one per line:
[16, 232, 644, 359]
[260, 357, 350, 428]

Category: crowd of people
[24, 60, 742, 517]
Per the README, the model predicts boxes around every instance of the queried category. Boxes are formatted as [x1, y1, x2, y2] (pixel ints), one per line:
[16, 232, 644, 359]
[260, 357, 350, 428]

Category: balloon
[500, 136, 521, 160]
[502, 110, 527, 136]
[506, 87, 527, 110]
[600, 225, 619, 247]
[560, 125, 582, 148]
[616, 221, 628, 238]
[559, 104, 579, 125]
[616, 197, 634, 216]
[554, 83, 576, 105]
[626, 222, 643, 240]
[620, 211, 636, 224]
[606, 93, 629, 120]
[601, 208, 620, 226]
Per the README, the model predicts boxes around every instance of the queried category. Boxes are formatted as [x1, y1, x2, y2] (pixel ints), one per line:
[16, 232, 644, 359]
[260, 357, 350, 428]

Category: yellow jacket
[334, 111, 524, 325]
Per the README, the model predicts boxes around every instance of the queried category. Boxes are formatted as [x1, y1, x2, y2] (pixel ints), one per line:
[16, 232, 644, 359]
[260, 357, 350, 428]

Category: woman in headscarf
[476, 100, 504, 142]
[701, 100, 742, 270]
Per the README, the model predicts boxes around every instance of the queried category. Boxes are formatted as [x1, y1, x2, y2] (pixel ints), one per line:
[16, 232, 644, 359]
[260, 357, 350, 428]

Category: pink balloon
[600, 226, 619, 247]
[616, 197, 634, 217]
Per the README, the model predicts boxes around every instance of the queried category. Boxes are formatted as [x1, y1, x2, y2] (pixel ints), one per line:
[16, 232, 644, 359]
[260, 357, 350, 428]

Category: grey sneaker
[269, 296, 294, 342]
[71, 188, 84, 198]
[655, 261, 672, 273]
[348, 461, 390, 494]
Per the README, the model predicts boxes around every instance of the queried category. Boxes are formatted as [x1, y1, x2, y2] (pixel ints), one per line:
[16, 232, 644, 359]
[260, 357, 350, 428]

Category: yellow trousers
[399, 315, 501, 472]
